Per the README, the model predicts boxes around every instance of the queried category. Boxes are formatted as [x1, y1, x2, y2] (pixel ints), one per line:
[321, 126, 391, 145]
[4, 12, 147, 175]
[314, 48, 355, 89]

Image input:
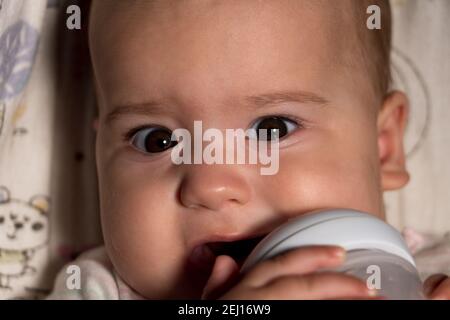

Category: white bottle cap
[241, 209, 416, 272]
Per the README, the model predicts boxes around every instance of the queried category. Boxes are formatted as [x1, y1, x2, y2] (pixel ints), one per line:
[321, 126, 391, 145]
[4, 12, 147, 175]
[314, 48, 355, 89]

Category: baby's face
[90, 0, 407, 298]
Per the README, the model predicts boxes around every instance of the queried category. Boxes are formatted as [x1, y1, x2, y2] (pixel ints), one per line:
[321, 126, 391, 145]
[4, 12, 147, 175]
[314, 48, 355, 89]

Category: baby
[48, 0, 450, 299]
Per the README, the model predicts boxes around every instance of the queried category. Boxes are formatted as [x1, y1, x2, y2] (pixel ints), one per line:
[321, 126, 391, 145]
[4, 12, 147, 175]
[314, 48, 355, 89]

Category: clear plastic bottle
[240, 209, 425, 300]
[333, 249, 424, 299]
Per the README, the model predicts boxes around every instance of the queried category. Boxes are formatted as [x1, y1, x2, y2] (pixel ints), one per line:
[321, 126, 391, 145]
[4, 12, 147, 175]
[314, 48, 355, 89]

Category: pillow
[0, 0, 101, 299]
[385, 0, 450, 236]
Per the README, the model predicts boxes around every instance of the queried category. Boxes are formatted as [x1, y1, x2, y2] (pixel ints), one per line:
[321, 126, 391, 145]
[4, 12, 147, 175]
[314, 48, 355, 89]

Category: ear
[0, 186, 10, 203]
[377, 91, 410, 191]
[29, 195, 50, 214]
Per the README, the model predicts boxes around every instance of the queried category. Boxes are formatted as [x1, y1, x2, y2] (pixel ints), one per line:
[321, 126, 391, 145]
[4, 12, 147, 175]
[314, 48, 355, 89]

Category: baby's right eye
[130, 127, 178, 154]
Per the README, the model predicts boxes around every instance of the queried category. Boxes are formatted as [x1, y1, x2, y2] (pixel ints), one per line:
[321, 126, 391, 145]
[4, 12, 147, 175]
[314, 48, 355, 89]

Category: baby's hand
[424, 274, 450, 300]
[201, 246, 377, 300]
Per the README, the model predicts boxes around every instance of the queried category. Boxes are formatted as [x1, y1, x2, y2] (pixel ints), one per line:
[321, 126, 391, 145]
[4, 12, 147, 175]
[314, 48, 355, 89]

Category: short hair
[352, 0, 392, 101]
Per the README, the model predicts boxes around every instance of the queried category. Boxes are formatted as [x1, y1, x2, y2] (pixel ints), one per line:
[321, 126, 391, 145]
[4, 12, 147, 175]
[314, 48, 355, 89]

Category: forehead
[89, 0, 357, 110]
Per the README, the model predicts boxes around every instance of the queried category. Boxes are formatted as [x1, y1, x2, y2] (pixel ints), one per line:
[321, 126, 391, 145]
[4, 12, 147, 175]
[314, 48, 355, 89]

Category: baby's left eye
[247, 116, 298, 140]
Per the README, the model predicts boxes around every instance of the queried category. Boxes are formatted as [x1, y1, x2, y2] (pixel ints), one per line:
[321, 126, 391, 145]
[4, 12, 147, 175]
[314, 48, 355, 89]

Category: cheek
[261, 126, 382, 217]
[98, 155, 187, 296]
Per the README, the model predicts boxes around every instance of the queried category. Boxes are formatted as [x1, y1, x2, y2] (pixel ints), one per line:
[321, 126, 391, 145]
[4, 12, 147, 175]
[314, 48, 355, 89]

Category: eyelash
[123, 124, 157, 142]
[250, 114, 305, 130]
[123, 114, 305, 146]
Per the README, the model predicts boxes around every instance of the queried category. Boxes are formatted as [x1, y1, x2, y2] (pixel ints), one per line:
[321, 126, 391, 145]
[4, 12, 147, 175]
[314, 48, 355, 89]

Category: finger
[424, 274, 448, 297]
[201, 255, 240, 300]
[428, 276, 450, 300]
[261, 272, 376, 300]
[242, 246, 346, 288]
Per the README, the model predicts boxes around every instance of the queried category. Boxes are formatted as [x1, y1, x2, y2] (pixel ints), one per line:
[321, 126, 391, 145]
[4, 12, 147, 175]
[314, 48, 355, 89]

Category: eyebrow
[105, 90, 329, 124]
[105, 102, 170, 124]
[244, 90, 329, 108]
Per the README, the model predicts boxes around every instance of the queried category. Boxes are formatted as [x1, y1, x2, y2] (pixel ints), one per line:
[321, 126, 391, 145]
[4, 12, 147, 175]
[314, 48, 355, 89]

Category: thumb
[201, 255, 240, 300]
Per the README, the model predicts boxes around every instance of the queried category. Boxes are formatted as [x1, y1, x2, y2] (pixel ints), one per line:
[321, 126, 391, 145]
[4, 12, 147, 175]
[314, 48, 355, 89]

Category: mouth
[188, 233, 268, 272]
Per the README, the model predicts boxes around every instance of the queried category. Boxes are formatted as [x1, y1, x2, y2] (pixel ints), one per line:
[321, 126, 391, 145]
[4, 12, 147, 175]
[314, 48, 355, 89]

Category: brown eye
[249, 116, 298, 140]
[131, 127, 178, 154]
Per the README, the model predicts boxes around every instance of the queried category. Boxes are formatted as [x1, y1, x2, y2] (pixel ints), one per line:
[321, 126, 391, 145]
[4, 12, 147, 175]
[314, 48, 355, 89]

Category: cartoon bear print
[0, 186, 49, 290]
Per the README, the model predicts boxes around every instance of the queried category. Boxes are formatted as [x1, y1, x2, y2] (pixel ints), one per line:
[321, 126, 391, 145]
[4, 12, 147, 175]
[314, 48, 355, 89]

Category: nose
[179, 164, 251, 211]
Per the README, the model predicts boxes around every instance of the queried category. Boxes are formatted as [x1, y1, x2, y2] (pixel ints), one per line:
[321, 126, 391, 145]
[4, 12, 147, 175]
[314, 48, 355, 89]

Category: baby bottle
[240, 209, 425, 300]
